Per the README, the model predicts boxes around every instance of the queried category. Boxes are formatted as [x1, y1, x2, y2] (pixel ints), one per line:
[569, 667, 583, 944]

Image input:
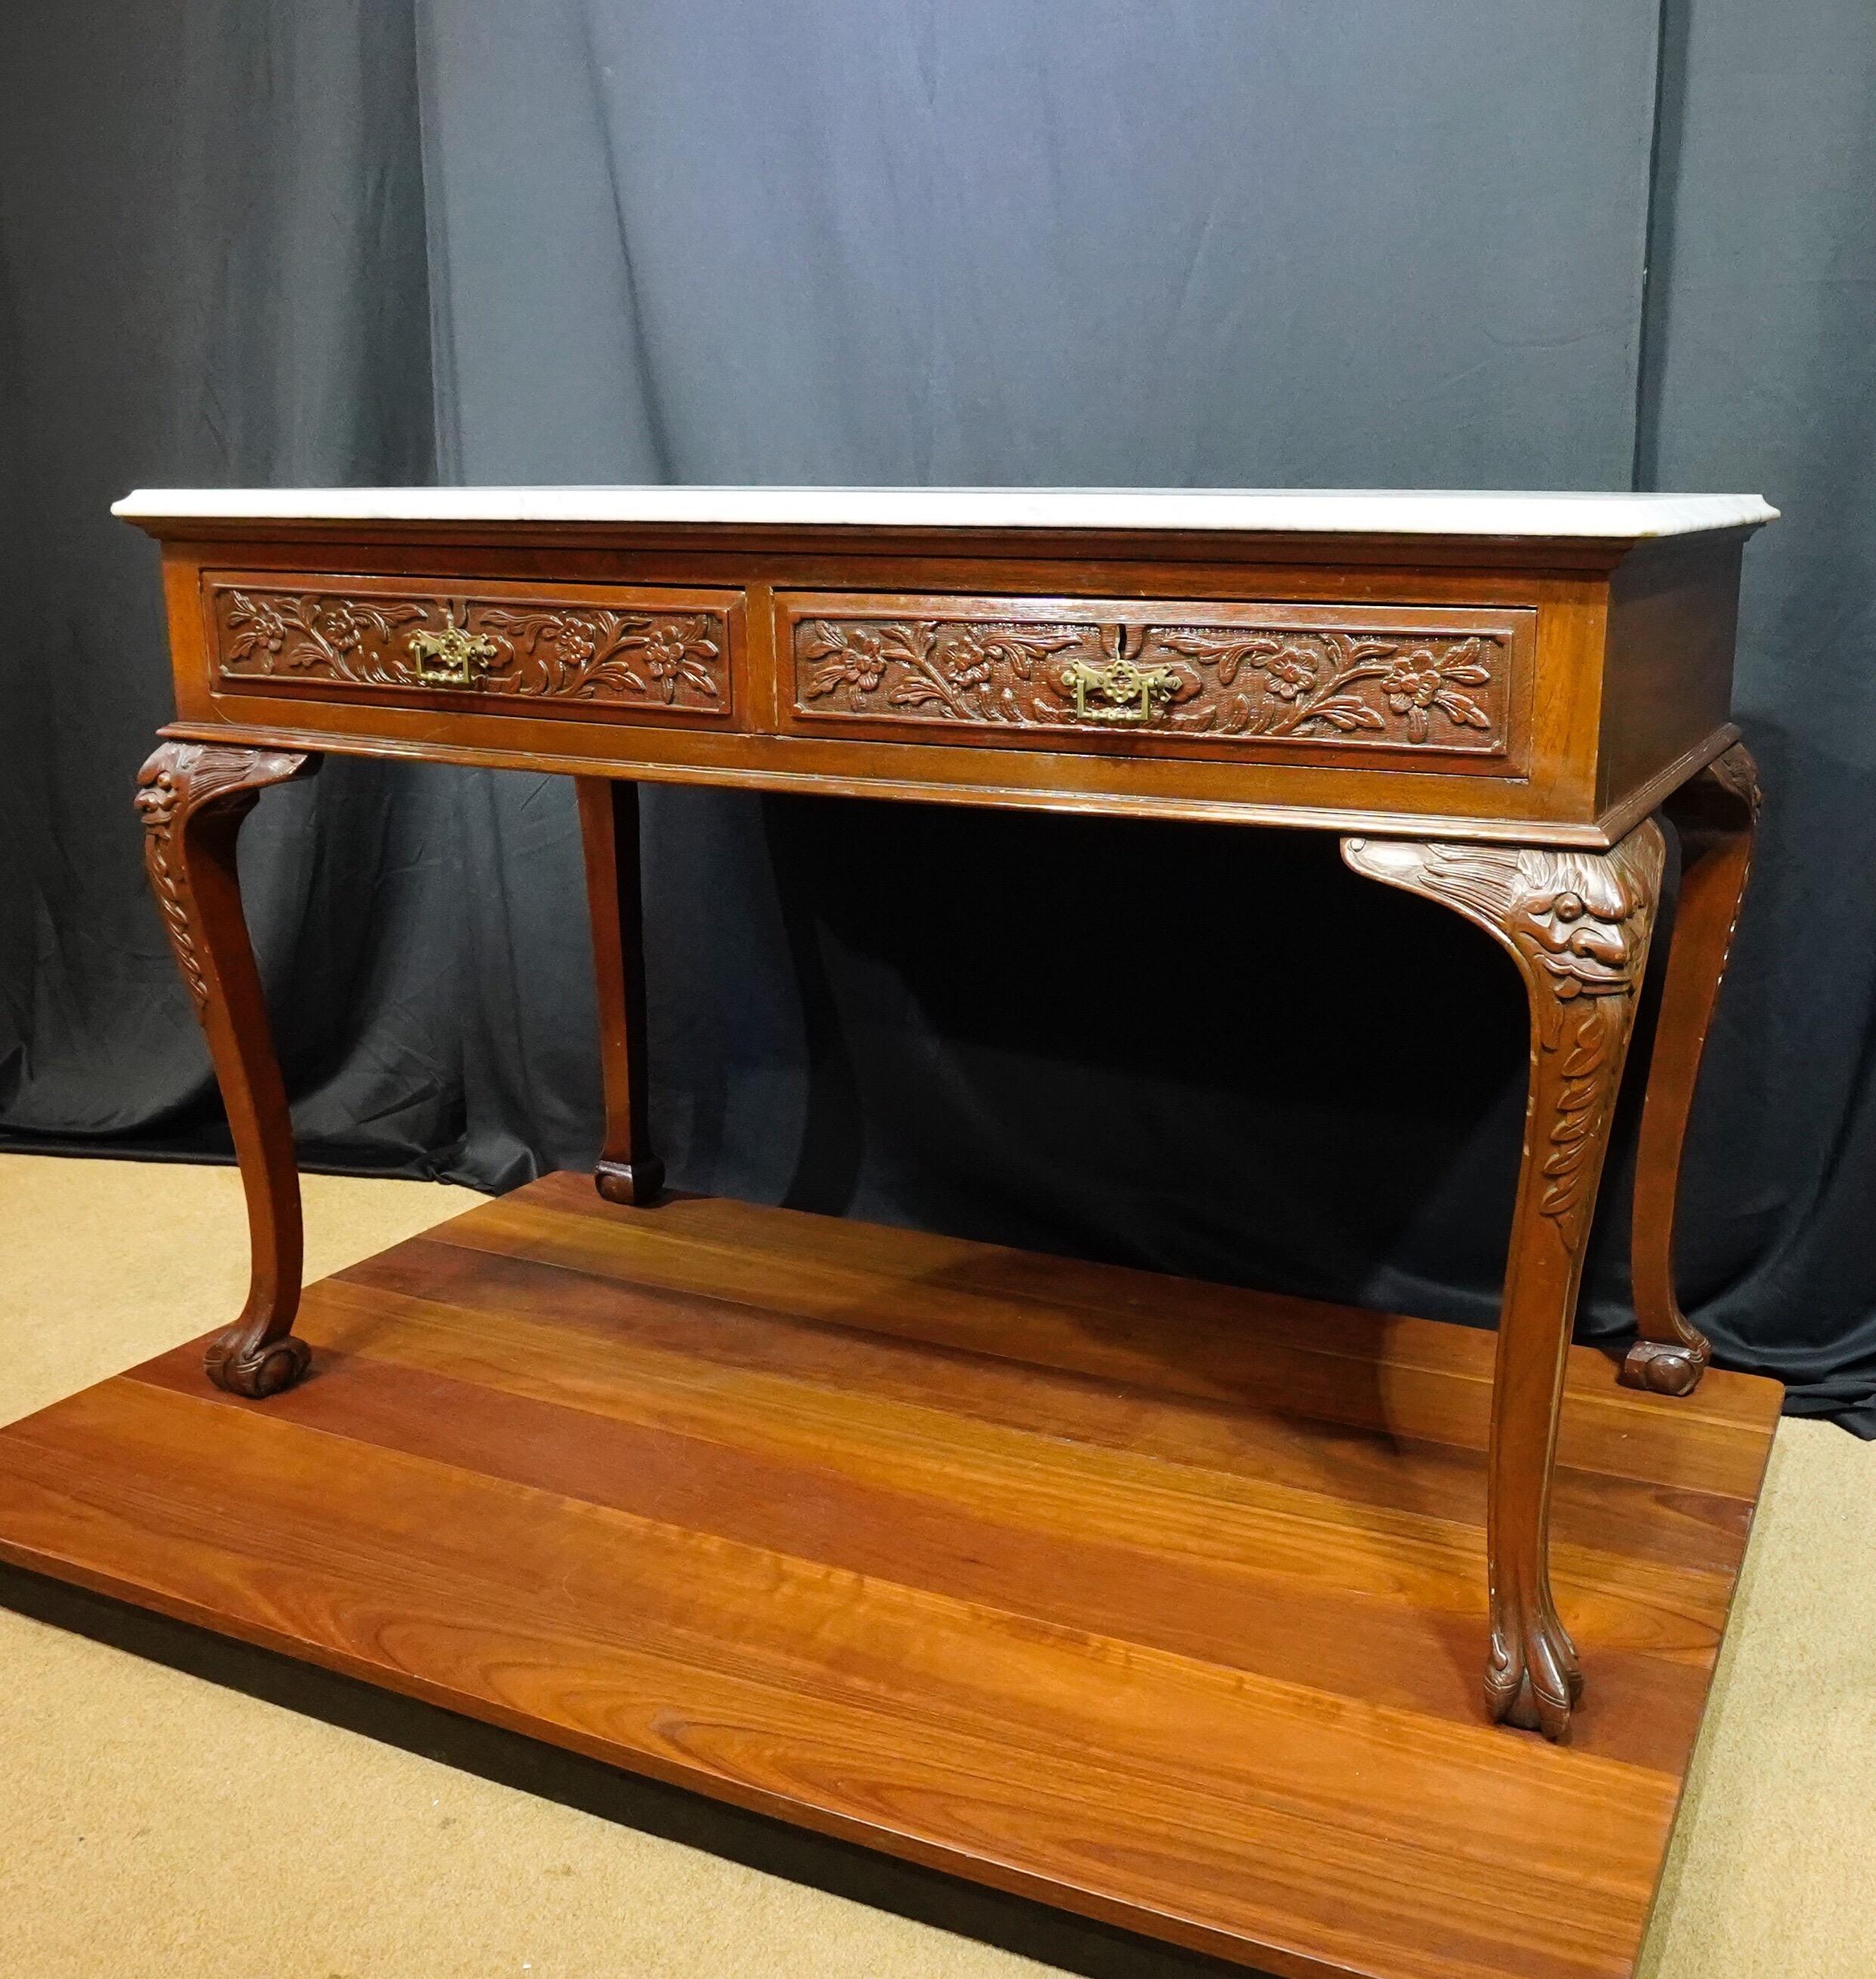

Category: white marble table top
[113, 485, 1776, 540]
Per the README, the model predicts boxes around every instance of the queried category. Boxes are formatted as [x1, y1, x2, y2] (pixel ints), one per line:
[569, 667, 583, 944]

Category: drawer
[777, 592, 1535, 773]
[205, 572, 744, 727]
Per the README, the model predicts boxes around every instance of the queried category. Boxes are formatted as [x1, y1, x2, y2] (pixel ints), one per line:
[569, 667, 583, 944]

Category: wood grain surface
[0, 1175, 1782, 1979]
[146, 528, 1753, 845]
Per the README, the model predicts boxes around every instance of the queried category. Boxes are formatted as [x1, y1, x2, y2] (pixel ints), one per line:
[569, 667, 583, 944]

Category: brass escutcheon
[1061, 654, 1181, 724]
[408, 623, 498, 688]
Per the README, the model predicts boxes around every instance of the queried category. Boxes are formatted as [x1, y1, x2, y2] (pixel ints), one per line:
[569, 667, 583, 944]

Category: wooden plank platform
[0, 1173, 1782, 1979]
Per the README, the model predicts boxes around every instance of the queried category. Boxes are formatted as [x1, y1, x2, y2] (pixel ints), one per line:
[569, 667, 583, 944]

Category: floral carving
[134, 768, 205, 1008]
[216, 587, 728, 712]
[480, 608, 722, 703]
[799, 620, 1081, 722]
[1265, 653, 1317, 701]
[793, 614, 1507, 751]
[1377, 642, 1495, 743]
[223, 591, 424, 683]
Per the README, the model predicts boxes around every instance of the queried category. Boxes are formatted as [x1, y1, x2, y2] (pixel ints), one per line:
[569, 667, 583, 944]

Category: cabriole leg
[1343, 820, 1665, 1739]
[1624, 743, 1761, 1396]
[575, 777, 664, 1205]
[135, 740, 319, 1397]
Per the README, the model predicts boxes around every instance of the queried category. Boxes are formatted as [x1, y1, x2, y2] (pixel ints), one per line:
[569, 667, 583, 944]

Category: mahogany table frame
[119, 493, 1769, 1747]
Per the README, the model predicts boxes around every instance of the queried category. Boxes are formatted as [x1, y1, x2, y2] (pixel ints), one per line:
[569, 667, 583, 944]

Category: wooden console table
[0, 488, 1788, 1978]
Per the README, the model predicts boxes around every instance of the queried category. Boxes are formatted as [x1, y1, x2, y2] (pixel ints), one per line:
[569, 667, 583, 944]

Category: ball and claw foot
[596, 1156, 666, 1207]
[1621, 1336, 1708, 1397]
[1486, 1608, 1582, 1741]
[205, 1329, 312, 1399]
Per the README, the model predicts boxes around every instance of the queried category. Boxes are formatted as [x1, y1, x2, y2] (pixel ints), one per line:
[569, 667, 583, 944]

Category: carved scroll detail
[135, 741, 319, 1400]
[203, 1331, 310, 1399]
[1342, 823, 1665, 1741]
[1703, 740, 1763, 824]
[1342, 833, 1662, 1251]
[213, 586, 729, 710]
[793, 615, 1510, 753]
[135, 743, 314, 1010]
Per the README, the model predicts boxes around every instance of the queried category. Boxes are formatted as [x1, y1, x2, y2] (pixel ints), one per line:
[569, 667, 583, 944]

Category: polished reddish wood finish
[146, 520, 1750, 842]
[208, 571, 743, 728]
[1345, 825, 1664, 1735]
[575, 777, 664, 1205]
[0, 1178, 1783, 1979]
[119, 504, 1767, 1767]
[134, 740, 319, 1396]
[775, 590, 1532, 770]
[1624, 743, 1762, 1395]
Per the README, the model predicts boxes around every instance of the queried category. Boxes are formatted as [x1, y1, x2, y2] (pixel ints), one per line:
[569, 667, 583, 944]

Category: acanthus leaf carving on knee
[136, 741, 319, 1017]
[135, 740, 320, 1399]
[1342, 824, 1664, 1739]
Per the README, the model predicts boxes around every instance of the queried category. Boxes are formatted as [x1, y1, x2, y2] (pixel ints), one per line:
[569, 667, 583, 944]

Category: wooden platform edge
[0, 1183, 1788, 1979]
[0, 1495, 1324, 1978]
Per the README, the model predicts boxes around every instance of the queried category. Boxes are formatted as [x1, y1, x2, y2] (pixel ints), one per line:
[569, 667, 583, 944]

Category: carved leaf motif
[1439, 638, 1493, 685]
[799, 621, 938, 700]
[1341, 828, 1664, 1252]
[791, 611, 1505, 748]
[1541, 1005, 1613, 1226]
[804, 660, 856, 697]
[1154, 631, 1282, 687]
[1342, 820, 1664, 1745]
[216, 589, 728, 709]
[134, 743, 315, 1013]
[1432, 690, 1492, 728]
[478, 608, 585, 655]
[1308, 695, 1387, 731]
[958, 626, 1082, 681]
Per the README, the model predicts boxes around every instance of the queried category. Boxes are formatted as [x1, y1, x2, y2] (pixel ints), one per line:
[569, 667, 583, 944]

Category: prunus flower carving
[793, 614, 1505, 748]
[215, 588, 727, 709]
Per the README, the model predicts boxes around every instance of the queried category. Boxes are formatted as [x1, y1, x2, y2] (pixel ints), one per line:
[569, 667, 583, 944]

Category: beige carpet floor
[1, 1153, 1870, 1978]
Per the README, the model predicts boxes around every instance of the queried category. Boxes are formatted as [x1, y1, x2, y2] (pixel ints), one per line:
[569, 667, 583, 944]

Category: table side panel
[1597, 540, 1744, 817]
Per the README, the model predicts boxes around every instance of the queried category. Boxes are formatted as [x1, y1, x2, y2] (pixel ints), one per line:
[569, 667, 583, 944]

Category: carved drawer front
[207, 574, 743, 727]
[778, 592, 1534, 771]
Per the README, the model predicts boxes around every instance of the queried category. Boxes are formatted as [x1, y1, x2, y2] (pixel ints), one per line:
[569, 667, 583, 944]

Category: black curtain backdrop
[3, 2, 1873, 1431]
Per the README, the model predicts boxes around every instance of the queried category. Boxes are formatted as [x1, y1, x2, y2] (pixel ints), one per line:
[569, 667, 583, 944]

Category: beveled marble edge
[113, 485, 1778, 540]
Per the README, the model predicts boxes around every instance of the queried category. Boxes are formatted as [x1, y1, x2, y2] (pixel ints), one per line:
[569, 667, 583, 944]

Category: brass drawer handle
[1061, 654, 1181, 724]
[408, 624, 498, 688]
